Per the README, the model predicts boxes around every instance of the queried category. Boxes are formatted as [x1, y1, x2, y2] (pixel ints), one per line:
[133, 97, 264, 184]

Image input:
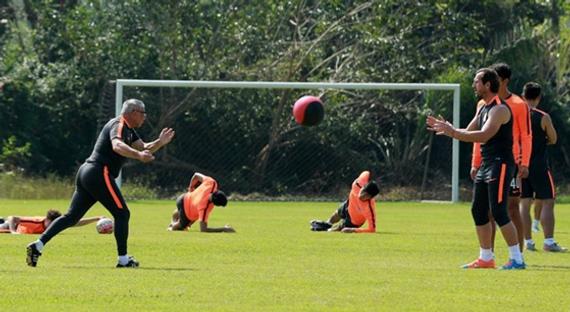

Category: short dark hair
[362, 181, 380, 197]
[211, 190, 228, 207]
[476, 68, 500, 93]
[523, 82, 542, 100]
[46, 209, 62, 221]
[491, 63, 511, 80]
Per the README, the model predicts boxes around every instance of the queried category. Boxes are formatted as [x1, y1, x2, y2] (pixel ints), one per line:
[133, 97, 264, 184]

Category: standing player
[519, 82, 566, 252]
[168, 172, 235, 233]
[427, 68, 525, 269]
[26, 99, 175, 268]
[492, 63, 532, 252]
[310, 171, 379, 233]
[472, 63, 532, 252]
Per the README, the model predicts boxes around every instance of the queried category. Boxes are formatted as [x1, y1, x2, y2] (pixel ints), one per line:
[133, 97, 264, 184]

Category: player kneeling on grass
[168, 172, 235, 233]
[311, 171, 379, 233]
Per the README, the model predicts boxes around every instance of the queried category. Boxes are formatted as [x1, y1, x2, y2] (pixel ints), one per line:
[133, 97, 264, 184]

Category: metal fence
[109, 80, 459, 201]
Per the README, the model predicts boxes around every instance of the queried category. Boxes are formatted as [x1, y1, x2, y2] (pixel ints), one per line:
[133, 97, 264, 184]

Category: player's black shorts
[472, 159, 514, 226]
[521, 167, 556, 199]
[175, 194, 192, 229]
[337, 200, 357, 228]
[508, 167, 520, 197]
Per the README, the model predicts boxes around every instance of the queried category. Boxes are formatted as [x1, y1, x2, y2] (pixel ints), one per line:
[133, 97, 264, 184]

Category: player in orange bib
[310, 171, 379, 233]
[168, 172, 235, 233]
[0, 209, 102, 234]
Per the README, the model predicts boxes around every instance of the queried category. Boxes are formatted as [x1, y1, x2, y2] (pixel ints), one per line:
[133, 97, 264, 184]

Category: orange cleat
[461, 258, 496, 269]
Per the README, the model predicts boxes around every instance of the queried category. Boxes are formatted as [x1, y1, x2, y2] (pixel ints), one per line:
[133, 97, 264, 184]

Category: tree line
[1, 1, 569, 199]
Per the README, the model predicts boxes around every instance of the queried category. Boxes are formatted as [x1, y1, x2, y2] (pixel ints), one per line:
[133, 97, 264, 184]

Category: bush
[0, 172, 159, 200]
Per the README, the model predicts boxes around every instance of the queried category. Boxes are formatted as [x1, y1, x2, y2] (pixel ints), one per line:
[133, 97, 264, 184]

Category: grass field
[1, 199, 569, 311]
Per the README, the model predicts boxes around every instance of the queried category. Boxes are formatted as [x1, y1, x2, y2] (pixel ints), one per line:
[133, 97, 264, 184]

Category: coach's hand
[158, 128, 175, 146]
[138, 150, 155, 163]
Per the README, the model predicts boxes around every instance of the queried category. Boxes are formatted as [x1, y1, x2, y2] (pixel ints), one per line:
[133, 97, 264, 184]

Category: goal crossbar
[116, 79, 461, 202]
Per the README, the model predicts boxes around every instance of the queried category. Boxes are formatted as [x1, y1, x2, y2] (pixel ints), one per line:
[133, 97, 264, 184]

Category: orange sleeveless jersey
[182, 176, 218, 223]
[16, 217, 46, 234]
[471, 95, 532, 168]
[347, 171, 377, 233]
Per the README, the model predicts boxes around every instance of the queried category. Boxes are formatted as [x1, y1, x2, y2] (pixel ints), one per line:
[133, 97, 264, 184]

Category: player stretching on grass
[168, 172, 235, 233]
[310, 171, 379, 233]
[26, 99, 175, 268]
[0, 210, 102, 234]
[519, 82, 567, 252]
[427, 68, 525, 269]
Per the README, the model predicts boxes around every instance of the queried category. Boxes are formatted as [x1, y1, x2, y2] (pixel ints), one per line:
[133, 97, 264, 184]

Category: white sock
[35, 240, 44, 252]
[479, 248, 494, 261]
[118, 255, 129, 265]
[508, 244, 523, 263]
[524, 239, 534, 245]
[544, 238, 555, 245]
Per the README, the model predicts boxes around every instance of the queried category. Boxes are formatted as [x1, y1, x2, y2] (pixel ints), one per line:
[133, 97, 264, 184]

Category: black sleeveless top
[477, 96, 514, 164]
[529, 108, 549, 168]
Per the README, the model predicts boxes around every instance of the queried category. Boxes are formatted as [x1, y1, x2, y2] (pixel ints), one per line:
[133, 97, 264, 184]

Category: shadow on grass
[376, 231, 399, 235]
[61, 265, 195, 271]
[138, 267, 196, 271]
[528, 264, 570, 271]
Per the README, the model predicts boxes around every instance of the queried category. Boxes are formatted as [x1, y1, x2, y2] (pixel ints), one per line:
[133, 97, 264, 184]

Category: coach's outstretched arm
[133, 128, 175, 153]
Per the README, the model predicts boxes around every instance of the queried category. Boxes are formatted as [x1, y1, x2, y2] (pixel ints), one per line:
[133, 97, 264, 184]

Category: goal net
[106, 80, 460, 202]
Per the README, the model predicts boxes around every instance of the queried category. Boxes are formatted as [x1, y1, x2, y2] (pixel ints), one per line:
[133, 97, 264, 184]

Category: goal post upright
[115, 79, 461, 202]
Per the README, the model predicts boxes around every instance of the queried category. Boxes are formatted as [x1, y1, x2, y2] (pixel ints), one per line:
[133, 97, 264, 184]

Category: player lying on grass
[168, 172, 235, 233]
[0, 209, 103, 234]
[310, 171, 379, 233]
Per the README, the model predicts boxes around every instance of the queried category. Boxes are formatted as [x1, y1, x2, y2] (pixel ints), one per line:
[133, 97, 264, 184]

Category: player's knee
[491, 207, 510, 227]
[471, 205, 489, 226]
[111, 208, 130, 222]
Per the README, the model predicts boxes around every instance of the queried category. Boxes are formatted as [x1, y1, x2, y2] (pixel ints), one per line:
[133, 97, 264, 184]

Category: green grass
[1, 199, 569, 311]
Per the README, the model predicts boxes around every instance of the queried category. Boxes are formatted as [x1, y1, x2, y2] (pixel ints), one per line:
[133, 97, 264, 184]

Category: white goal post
[115, 79, 461, 202]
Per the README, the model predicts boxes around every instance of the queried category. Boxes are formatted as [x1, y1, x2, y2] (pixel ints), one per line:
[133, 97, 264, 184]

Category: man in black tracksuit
[26, 99, 175, 268]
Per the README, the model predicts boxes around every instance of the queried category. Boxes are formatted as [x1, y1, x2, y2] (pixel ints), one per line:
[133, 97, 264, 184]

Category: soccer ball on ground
[96, 218, 114, 234]
[293, 95, 324, 126]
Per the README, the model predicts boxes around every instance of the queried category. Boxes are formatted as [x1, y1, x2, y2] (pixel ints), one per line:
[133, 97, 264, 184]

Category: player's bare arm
[75, 216, 104, 227]
[542, 114, 557, 145]
[189, 173, 206, 191]
[199, 221, 235, 233]
[427, 105, 510, 143]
